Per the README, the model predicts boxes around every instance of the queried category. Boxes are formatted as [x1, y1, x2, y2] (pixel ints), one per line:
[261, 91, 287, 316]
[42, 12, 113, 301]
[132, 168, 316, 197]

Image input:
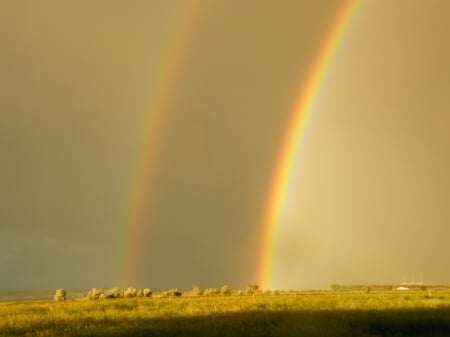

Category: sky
[1, 0, 450, 292]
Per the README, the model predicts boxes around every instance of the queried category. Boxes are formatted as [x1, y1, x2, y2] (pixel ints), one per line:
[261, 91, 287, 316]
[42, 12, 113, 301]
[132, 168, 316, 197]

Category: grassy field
[2, 290, 450, 336]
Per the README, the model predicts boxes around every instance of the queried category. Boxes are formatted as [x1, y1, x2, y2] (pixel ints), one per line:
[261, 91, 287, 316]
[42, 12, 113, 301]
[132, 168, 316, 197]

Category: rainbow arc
[120, 1, 203, 288]
[258, 0, 361, 290]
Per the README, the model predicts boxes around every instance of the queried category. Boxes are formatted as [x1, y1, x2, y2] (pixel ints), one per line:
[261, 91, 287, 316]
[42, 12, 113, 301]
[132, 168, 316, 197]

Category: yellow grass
[1, 290, 450, 336]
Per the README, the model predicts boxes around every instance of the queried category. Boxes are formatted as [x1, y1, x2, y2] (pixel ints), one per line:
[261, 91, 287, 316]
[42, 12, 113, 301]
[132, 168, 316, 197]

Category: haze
[1, 0, 449, 291]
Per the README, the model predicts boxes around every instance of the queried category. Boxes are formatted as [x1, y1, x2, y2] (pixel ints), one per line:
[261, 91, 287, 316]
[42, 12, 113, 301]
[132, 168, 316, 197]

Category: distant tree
[246, 283, 260, 295]
[330, 284, 341, 291]
[54, 289, 66, 302]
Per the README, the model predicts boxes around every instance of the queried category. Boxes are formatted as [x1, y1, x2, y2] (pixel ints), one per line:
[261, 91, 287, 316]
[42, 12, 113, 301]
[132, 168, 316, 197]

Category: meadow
[1, 289, 450, 337]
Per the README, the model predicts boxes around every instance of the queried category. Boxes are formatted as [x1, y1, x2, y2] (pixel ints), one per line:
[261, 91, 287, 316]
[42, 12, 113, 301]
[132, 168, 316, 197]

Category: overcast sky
[1, 0, 449, 292]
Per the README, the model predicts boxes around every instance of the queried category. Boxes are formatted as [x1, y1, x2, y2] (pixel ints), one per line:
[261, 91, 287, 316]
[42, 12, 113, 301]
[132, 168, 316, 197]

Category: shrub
[143, 288, 152, 297]
[162, 288, 182, 297]
[105, 288, 122, 299]
[54, 289, 66, 302]
[263, 289, 272, 295]
[86, 288, 104, 300]
[220, 285, 231, 295]
[191, 285, 203, 296]
[204, 288, 220, 296]
[124, 288, 138, 298]
[169, 288, 182, 297]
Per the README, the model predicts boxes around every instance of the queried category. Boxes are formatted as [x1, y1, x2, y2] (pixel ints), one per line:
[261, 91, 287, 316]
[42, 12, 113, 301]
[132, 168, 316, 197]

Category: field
[2, 289, 450, 336]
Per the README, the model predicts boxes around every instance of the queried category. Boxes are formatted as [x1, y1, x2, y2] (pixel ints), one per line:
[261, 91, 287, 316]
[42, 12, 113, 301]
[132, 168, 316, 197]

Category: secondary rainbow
[258, 0, 362, 290]
[119, 1, 203, 288]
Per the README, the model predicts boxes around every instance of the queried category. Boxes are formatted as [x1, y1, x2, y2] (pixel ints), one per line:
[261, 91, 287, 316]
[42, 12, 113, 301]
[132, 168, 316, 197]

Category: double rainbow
[121, 0, 361, 289]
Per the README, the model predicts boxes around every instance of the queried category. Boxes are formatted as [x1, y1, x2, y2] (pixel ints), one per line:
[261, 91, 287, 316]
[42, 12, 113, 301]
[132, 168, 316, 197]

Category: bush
[105, 288, 123, 299]
[169, 288, 182, 297]
[263, 289, 272, 295]
[54, 289, 66, 302]
[124, 288, 138, 298]
[86, 288, 104, 300]
[220, 285, 231, 295]
[204, 288, 220, 296]
[162, 288, 182, 297]
[191, 285, 203, 296]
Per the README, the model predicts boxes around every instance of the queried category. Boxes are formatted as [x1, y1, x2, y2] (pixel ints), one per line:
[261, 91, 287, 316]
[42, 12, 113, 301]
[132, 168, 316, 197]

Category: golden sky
[1, 0, 449, 291]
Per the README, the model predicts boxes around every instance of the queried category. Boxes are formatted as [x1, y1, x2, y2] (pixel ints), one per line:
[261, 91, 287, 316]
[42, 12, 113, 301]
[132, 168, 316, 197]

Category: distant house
[396, 286, 410, 291]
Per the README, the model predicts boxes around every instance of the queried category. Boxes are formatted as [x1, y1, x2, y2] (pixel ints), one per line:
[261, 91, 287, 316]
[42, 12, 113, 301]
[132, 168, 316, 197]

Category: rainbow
[258, 0, 362, 290]
[120, 1, 203, 288]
